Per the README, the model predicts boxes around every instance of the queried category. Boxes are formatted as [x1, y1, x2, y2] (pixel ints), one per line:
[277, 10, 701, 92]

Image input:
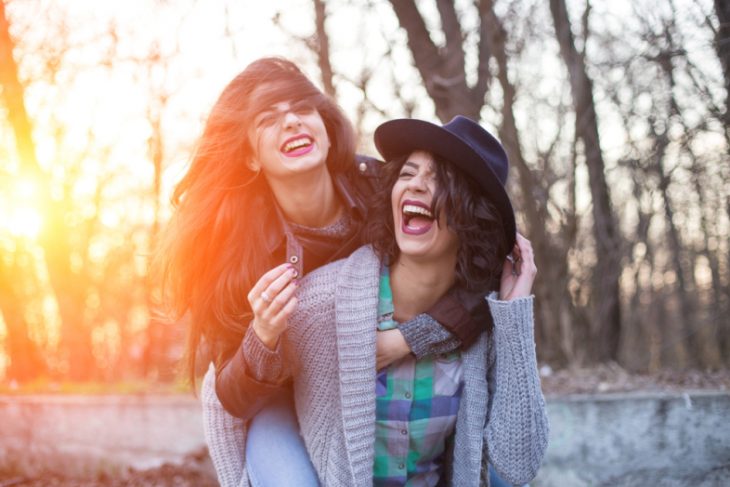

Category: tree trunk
[0, 0, 95, 380]
[655, 151, 693, 368]
[548, 0, 622, 362]
[312, 0, 336, 98]
[480, 0, 573, 366]
[655, 40, 723, 368]
[387, 0, 489, 122]
[714, 0, 730, 131]
[0, 253, 45, 381]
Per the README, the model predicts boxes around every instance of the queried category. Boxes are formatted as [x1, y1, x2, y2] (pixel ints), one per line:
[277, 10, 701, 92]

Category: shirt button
[398, 463, 405, 470]
[404, 391, 411, 399]
[289, 255, 299, 264]
[400, 429, 407, 435]
[359, 162, 367, 173]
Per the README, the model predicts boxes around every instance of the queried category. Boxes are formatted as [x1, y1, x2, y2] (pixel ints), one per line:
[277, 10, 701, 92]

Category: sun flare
[6, 206, 43, 238]
[1, 178, 44, 239]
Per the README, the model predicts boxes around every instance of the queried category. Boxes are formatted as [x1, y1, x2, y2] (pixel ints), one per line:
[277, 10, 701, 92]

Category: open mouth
[281, 135, 314, 157]
[402, 200, 434, 235]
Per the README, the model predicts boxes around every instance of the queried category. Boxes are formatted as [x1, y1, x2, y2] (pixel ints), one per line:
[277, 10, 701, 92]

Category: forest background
[1, 0, 728, 387]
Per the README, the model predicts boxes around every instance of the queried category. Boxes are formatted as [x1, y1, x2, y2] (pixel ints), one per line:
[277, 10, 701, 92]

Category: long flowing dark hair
[365, 153, 509, 294]
[155, 58, 356, 382]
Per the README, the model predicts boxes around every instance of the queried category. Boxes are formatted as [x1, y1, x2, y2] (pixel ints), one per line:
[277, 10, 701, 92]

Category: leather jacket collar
[261, 156, 378, 275]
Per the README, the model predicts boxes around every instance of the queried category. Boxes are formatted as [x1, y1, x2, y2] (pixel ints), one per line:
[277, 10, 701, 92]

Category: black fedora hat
[374, 115, 516, 251]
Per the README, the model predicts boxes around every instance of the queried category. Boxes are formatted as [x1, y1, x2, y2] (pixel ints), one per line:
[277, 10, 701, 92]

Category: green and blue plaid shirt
[374, 265, 464, 486]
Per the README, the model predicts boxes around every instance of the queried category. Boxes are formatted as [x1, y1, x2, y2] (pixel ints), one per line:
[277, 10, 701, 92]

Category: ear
[247, 159, 261, 172]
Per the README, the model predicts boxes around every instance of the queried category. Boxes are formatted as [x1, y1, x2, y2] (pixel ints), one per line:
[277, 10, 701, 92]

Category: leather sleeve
[214, 327, 290, 421]
[426, 287, 493, 350]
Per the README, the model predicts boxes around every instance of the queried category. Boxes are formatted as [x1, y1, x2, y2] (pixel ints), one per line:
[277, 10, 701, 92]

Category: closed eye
[291, 100, 316, 115]
[255, 112, 277, 128]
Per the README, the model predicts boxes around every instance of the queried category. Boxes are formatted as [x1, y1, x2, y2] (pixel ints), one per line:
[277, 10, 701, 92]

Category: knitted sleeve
[398, 313, 461, 359]
[483, 293, 549, 485]
[201, 365, 250, 487]
[214, 326, 291, 420]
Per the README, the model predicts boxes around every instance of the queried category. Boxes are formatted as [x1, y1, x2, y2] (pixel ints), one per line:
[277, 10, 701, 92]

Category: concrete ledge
[0, 394, 205, 476]
[1, 391, 729, 485]
[536, 390, 730, 486]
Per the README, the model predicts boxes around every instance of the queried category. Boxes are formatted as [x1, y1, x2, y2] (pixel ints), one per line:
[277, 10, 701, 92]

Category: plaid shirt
[374, 265, 464, 486]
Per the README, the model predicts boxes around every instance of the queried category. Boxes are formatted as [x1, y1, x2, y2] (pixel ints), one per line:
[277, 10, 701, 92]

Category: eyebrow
[402, 161, 420, 170]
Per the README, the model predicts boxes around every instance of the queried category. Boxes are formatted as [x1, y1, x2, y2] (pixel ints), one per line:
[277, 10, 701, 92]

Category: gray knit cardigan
[201, 245, 549, 487]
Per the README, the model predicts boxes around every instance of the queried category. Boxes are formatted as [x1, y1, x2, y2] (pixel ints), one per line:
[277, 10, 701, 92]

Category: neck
[266, 168, 343, 227]
[390, 254, 456, 322]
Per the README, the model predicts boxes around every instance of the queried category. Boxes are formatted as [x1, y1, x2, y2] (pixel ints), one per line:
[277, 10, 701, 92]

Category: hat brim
[374, 119, 516, 252]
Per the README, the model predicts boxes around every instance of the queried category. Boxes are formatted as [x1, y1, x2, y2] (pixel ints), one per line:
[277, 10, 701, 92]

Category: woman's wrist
[252, 320, 281, 350]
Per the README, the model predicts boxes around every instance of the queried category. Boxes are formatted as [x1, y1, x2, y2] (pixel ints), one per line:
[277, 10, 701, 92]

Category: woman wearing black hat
[203, 115, 549, 486]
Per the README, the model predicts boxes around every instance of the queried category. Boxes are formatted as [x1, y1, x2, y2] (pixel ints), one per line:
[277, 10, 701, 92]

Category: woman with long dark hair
[156, 58, 486, 486]
[203, 115, 549, 485]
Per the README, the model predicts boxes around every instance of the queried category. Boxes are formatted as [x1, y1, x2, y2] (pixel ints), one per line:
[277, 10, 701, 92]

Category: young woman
[156, 57, 486, 486]
[202, 116, 549, 486]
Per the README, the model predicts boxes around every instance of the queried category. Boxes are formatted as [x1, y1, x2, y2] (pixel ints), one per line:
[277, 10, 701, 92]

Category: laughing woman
[206, 116, 549, 485]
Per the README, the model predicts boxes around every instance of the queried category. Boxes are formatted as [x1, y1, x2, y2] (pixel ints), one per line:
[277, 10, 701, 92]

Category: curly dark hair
[365, 153, 509, 294]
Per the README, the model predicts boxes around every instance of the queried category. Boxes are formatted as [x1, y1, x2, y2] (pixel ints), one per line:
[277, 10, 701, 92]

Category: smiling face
[248, 94, 331, 183]
[391, 150, 459, 263]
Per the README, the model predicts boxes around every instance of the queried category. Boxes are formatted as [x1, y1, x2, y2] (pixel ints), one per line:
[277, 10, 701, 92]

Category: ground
[1, 365, 728, 486]
[538, 363, 730, 395]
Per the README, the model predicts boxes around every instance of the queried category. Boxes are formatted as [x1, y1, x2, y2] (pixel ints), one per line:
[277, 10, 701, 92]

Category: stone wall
[1, 391, 729, 485]
[536, 391, 730, 486]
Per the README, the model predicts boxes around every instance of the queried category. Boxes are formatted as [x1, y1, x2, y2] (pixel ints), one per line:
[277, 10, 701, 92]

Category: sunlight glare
[7, 206, 43, 239]
[1, 178, 44, 239]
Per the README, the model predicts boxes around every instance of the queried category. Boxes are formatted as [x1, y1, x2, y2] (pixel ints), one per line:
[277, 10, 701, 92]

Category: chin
[395, 236, 434, 259]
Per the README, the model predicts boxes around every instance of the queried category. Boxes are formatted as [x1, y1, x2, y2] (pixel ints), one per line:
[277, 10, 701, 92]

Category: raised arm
[215, 263, 297, 420]
[484, 294, 548, 484]
[483, 234, 549, 485]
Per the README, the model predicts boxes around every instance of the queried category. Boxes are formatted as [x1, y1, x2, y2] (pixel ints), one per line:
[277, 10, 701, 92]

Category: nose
[406, 172, 428, 193]
[282, 110, 302, 130]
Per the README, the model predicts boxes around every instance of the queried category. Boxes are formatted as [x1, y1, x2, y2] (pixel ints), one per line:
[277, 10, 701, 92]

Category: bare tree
[548, 0, 622, 362]
[0, 247, 45, 381]
[1, 0, 97, 380]
[313, 0, 336, 97]
[479, 0, 580, 366]
[713, 0, 730, 129]
[386, 0, 490, 122]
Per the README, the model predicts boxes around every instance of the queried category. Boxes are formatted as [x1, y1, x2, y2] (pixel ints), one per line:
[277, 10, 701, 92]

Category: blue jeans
[489, 463, 530, 487]
[245, 389, 320, 487]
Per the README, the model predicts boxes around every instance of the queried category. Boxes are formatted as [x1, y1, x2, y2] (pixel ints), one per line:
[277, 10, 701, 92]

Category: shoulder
[354, 154, 384, 179]
[297, 246, 379, 301]
[338, 154, 384, 194]
[301, 245, 379, 288]
[290, 246, 380, 326]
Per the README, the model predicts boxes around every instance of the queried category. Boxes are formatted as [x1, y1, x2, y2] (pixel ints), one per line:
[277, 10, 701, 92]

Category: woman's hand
[248, 263, 299, 349]
[376, 329, 410, 370]
[499, 233, 537, 301]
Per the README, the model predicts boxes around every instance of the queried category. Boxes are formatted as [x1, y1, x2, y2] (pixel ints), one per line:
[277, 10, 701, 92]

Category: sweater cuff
[242, 325, 285, 384]
[486, 292, 535, 336]
[399, 314, 461, 359]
